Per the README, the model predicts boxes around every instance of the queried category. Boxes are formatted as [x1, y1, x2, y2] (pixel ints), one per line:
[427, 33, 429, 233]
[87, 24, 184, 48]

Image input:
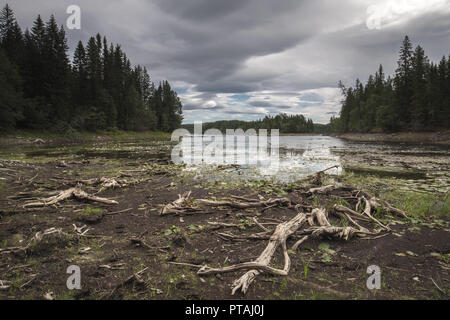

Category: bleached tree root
[23, 184, 118, 208]
[161, 192, 290, 215]
[367, 196, 408, 219]
[304, 226, 364, 240]
[160, 191, 200, 215]
[362, 197, 390, 230]
[308, 185, 337, 195]
[196, 208, 373, 295]
[197, 196, 290, 209]
[198, 210, 309, 294]
[80, 177, 137, 193]
[333, 204, 371, 222]
[168, 185, 408, 295]
[0, 228, 67, 255]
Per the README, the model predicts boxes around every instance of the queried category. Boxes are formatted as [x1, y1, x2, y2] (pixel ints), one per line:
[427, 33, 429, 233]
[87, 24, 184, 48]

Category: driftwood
[0, 228, 66, 255]
[196, 208, 363, 295]
[197, 197, 290, 209]
[23, 184, 118, 208]
[367, 196, 408, 219]
[164, 184, 408, 295]
[308, 185, 337, 195]
[333, 204, 371, 222]
[362, 197, 390, 230]
[194, 207, 379, 295]
[199, 211, 308, 294]
[160, 191, 198, 215]
[80, 177, 132, 193]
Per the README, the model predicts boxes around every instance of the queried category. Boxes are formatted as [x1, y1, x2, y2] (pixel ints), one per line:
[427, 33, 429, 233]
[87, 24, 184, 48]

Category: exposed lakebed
[2, 135, 448, 194]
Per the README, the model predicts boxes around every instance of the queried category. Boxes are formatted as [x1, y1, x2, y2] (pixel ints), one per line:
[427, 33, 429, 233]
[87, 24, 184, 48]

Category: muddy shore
[333, 132, 450, 146]
[0, 136, 448, 300]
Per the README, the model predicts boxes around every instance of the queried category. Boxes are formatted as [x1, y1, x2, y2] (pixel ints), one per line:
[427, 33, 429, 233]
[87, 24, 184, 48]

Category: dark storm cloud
[7, 0, 450, 124]
[183, 104, 224, 111]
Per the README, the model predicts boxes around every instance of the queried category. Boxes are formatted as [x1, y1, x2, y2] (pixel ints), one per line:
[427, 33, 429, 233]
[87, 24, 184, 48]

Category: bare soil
[0, 157, 449, 300]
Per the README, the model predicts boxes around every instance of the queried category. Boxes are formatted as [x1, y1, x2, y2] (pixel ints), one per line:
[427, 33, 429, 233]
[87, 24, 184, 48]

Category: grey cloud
[7, 0, 450, 123]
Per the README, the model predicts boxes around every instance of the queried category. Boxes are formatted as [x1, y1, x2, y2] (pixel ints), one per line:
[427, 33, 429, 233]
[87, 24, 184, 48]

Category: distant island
[182, 113, 316, 134]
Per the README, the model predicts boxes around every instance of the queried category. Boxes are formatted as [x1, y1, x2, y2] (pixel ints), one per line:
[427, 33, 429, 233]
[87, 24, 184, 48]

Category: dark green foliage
[330, 36, 449, 133]
[183, 113, 314, 134]
[0, 5, 182, 133]
[0, 48, 24, 129]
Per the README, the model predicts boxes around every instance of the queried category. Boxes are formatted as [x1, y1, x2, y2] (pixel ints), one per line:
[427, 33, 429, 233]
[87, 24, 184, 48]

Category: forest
[329, 36, 449, 133]
[0, 4, 183, 133]
[183, 113, 315, 134]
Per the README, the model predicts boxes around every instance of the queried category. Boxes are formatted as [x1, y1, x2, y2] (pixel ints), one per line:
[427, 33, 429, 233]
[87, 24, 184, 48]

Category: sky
[5, 0, 450, 124]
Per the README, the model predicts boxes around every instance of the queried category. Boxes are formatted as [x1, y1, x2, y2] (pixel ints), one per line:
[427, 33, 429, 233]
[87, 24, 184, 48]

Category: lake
[1, 134, 448, 194]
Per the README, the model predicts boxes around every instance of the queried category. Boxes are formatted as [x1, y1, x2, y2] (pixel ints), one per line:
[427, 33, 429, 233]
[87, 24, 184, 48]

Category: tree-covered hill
[329, 36, 449, 133]
[0, 4, 182, 133]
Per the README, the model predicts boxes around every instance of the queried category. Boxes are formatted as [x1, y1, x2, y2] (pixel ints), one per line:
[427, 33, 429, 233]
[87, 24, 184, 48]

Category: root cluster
[168, 183, 408, 295]
[22, 183, 119, 208]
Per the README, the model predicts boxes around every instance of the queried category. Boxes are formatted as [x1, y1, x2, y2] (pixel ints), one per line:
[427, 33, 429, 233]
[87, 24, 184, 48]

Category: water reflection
[177, 135, 344, 183]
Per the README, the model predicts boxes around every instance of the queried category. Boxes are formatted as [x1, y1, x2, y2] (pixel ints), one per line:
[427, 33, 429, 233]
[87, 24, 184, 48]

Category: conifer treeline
[184, 114, 315, 134]
[0, 4, 182, 132]
[329, 36, 449, 133]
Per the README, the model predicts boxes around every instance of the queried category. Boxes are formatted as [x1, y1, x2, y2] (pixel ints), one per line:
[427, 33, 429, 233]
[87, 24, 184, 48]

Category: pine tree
[0, 4, 182, 132]
[0, 48, 24, 130]
[42, 16, 71, 125]
[411, 45, 428, 130]
[72, 41, 88, 107]
[394, 35, 414, 129]
[0, 4, 23, 65]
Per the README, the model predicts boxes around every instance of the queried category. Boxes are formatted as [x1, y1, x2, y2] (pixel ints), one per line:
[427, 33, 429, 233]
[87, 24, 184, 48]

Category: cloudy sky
[6, 0, 450, 124]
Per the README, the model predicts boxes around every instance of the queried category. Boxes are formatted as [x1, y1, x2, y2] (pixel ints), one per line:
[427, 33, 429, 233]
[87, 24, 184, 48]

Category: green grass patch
[82, 206, 102, 215]
[340, 172, 449, 218]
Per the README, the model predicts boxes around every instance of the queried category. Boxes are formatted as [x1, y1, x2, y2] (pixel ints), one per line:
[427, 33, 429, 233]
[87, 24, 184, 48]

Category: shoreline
[1, 130, 450, 147]
[0, 130, 170, 146]
[331, 131, 450, 146]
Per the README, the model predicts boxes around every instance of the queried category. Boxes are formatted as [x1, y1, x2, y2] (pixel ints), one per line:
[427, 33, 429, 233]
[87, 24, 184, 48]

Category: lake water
[1, 135, 448, 193]
[175, 134, 449, 193]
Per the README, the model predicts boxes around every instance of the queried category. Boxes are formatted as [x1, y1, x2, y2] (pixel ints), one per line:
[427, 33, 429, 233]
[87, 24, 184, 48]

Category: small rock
[44, 291, 55, 300]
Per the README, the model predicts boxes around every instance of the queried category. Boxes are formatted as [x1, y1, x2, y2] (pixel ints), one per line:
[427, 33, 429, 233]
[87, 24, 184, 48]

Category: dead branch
[362, 197, 390, 231]
[308, 185, 337, 195]
[197, 197, 290, 209]
[193, 206, 381, 295]
[291, 235, 309, 251]
[333, 204, 371, 222]
[80, 177, 130, 193]
[368, 197, 408, 219]
[160, 191, 198, 215]
[304, 226, 365, 240]
[0, 228, 67, 255]
[198, 211, 308, 294]
[0, 280, 11, 290]
[23, 184, 118, 208]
